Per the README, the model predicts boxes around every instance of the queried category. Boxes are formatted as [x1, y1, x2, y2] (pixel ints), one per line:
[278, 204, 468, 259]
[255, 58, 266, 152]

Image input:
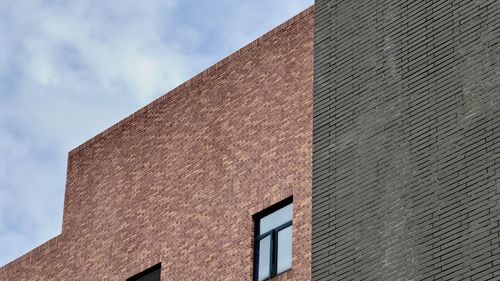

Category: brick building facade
[2, 1, 500, 280]
[0, 7, 314, 281]
[313, 1, 500, 280]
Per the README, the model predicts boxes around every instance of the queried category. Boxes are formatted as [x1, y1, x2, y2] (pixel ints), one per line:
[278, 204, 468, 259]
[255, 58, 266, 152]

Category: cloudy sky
[0, 0, 313, 266]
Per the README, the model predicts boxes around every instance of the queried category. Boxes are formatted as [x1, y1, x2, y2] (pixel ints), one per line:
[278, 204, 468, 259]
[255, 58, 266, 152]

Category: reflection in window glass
[259, 203, 293, 235]
[277, 226, 292, 274]
[258, 235, 271, 281]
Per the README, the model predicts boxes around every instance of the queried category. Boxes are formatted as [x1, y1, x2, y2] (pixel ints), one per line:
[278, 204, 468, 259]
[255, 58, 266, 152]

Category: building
[2, 1, 500, 280]
[313, 1, 500, 280]
[0, 7, 313, 281]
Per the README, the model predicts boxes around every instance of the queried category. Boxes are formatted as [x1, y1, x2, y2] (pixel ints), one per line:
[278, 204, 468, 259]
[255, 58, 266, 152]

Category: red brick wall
[0, 7, 313, 281]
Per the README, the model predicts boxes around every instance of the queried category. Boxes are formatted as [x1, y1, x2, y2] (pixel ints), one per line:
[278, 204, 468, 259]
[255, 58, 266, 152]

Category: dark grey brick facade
[312, 1, 500, 280]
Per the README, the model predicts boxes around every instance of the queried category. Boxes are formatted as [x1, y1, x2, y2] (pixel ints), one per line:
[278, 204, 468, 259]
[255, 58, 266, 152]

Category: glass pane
[277, 226, 292, 274]
[259, 203, 293, 235]
[258, 235, 271, 281]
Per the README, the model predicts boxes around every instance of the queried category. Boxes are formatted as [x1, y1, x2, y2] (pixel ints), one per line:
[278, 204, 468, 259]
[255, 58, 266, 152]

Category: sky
[0, 0, 313, 266]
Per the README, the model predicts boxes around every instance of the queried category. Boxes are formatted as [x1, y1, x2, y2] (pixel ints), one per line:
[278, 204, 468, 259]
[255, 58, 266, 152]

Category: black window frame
[253, 197, 293, 281]
[126, 263, 161, 281]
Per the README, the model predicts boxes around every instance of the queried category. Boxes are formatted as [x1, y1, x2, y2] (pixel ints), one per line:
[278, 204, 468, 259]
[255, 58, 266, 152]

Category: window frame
[253, 197, 293, 281]
[126, 263, 161, 281]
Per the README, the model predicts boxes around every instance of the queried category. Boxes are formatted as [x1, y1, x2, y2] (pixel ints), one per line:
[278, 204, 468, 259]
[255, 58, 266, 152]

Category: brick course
[0, 7, 314, 281]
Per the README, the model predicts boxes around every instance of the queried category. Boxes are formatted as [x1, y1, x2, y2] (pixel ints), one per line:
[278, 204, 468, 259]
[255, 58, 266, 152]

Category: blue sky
[0, 0, 313, 266]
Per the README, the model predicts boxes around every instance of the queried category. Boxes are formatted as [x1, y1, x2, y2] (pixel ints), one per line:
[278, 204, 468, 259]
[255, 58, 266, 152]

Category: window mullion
[269, 230, 274, 278]
[274, 220, 292, 232]
[272, 229, 278, 277]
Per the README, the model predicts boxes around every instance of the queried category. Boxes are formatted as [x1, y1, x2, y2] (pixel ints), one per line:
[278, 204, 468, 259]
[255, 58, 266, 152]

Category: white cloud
[0, 0, 313, 266]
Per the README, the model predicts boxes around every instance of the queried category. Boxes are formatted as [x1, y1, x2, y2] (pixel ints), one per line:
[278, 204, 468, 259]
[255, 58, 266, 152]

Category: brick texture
[313, 1, 500, 280]
[0, 7, 314, 281]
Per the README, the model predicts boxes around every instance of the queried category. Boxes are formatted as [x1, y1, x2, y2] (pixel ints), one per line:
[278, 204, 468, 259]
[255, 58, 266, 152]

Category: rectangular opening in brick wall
[253, 197, 293, 281]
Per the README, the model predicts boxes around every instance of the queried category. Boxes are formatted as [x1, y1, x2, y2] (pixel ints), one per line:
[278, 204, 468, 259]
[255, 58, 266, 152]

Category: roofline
[0, 235, 62, 272]
[69, 5, 314, 157]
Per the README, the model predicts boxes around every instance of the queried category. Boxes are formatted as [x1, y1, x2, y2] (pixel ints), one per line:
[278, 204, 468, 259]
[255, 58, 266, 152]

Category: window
[127, 263, 161, 281]
[254, 198, 293, 281]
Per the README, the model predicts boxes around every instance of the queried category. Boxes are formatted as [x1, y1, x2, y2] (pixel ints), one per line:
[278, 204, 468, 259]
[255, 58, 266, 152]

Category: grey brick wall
[312, 1, 500, 280]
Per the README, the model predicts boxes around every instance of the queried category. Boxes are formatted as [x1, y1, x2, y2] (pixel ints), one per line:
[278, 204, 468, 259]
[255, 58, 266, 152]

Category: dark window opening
[127, 263, 161, 281]
[254, 197, 293, 281]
